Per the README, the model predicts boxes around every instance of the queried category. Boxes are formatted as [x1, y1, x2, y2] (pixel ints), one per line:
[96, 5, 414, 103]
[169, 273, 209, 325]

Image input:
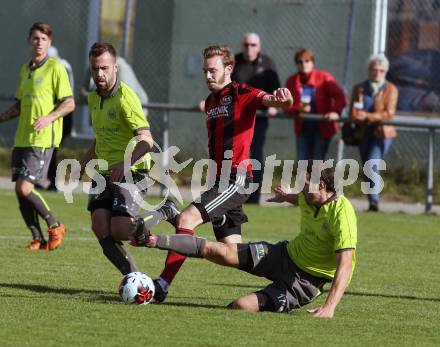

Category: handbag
[342, 121, 365, 146]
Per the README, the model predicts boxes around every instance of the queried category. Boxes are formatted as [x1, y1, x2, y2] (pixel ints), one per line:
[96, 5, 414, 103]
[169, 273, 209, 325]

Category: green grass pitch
[0, 189, 439, 347]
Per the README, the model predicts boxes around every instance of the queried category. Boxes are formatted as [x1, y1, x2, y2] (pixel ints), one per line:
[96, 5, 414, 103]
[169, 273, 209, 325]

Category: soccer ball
[118, 272, 155, 305]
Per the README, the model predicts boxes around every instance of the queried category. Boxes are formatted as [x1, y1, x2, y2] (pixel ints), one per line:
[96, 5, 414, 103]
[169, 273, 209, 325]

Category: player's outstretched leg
[131, 231, 241, 304]
[133, 233, 258, 311]
[133, 233, 240, 269]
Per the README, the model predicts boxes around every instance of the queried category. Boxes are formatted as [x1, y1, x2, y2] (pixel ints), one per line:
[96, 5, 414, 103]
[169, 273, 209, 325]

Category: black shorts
[87, 172, 149, 218]
[192, 172, 252, 240]
[11, 147, 54, 185]
[237, 241, 329, 313]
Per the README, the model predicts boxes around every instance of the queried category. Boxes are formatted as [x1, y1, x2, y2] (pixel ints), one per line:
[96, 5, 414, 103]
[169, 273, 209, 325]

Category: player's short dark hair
[306, 160, 336, 193]
[89, 42, 117, 60]
[28, 22, 52, 39]
[203, 45, 235, 68]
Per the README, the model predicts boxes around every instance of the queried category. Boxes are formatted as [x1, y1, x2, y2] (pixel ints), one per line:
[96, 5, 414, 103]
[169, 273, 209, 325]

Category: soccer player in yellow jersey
[133, 161, 357, 318]
[0, 22, 75, 250]
[80, 43, 178, 276]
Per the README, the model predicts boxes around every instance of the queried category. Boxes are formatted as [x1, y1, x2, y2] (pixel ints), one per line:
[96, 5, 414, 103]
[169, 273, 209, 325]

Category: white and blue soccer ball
[119, 272, 155, 305]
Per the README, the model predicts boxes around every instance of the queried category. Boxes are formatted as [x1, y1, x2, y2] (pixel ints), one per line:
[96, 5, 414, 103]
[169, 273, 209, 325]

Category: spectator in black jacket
[232, 33, 281, 204]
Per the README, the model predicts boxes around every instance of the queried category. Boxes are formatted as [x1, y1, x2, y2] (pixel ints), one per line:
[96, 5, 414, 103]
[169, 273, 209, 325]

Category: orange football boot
[25, 240, 42, 251]
[39, 241, 49, 251]
[48, 224, 66, 250]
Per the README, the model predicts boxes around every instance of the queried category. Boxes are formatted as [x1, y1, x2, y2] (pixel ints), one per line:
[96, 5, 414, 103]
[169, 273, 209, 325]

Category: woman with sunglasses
[349, 54, 398, 212]
[286, 48, 346, 161]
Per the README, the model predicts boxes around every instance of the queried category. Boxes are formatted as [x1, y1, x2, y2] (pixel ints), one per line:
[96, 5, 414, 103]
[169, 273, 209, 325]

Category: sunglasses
[296, 59, 311, 65]
[243, 43, 258, 47]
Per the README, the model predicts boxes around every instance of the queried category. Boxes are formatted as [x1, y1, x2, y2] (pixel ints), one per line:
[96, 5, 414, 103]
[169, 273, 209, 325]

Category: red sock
[159, 227, 194, 285]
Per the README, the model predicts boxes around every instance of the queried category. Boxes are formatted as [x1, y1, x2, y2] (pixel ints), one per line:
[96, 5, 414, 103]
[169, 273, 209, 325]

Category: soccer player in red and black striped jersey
[132, 45, 293, 302]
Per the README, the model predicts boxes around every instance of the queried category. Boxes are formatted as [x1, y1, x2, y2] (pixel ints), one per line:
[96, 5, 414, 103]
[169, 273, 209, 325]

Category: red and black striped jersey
[204, 82, 268, 177]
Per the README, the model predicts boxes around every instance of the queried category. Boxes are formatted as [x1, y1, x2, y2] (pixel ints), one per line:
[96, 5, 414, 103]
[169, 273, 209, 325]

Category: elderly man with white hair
[349, 54, 398, 212]
[232, 32, 281, 204]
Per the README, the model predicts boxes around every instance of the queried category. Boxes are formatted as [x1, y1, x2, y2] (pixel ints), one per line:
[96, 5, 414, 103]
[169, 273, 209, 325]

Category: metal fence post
[160, 110, 170, 196]
[339, 0, 355, 164]
[77, 0, 100, 139]
[122, 0, 134, 60]
[336, 138, 345, 163]
[425, 128, 434, 213]
[337, 112, 348, 163]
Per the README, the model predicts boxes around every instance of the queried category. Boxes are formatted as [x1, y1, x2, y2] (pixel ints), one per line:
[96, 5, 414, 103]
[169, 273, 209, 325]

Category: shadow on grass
[343, 290, 440, 303]
[0, 282, 227, 308]
[208, 282, 261, 289]
[158, 301, 226, 310]
[0, 282, 120, 303]
[211, 283, 440, 303]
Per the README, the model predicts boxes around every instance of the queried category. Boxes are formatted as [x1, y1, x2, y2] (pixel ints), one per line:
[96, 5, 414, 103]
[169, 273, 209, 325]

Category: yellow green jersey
[287, 193, 357, 280]
[88, 80, 150, 172]
[14, 57, 73, 148]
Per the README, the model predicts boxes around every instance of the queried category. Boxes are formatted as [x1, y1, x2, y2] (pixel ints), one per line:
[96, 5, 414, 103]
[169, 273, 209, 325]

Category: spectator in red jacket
[286, 48, 346, 161]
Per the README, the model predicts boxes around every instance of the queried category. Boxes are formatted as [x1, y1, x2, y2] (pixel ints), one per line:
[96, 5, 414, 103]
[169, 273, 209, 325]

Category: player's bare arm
[131, 128, 154, 163]
[109, 128, 153, 182]
[307, 249, 354, 318]
[79, 139, 97, 177]
[262, 88, 293, 110]
[33, 96, 75, 131]
[267, 186, 299, 205]
[0, 102, 20, 123]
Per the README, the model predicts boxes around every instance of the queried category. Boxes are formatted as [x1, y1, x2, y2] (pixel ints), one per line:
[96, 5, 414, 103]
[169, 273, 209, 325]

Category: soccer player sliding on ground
[132, 163, 357, 318]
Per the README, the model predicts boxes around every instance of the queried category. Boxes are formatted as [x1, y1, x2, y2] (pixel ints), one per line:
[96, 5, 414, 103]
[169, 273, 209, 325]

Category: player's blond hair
[203, 45, 235, 68]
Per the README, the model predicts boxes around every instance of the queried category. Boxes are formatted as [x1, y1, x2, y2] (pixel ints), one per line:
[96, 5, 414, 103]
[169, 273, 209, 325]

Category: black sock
[99, 236, 138, 275]
[137, 202, 179, 230]
[26, 190, 58, 228]
[18, 196, 45, 241]
[138, 210, 163, 231]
